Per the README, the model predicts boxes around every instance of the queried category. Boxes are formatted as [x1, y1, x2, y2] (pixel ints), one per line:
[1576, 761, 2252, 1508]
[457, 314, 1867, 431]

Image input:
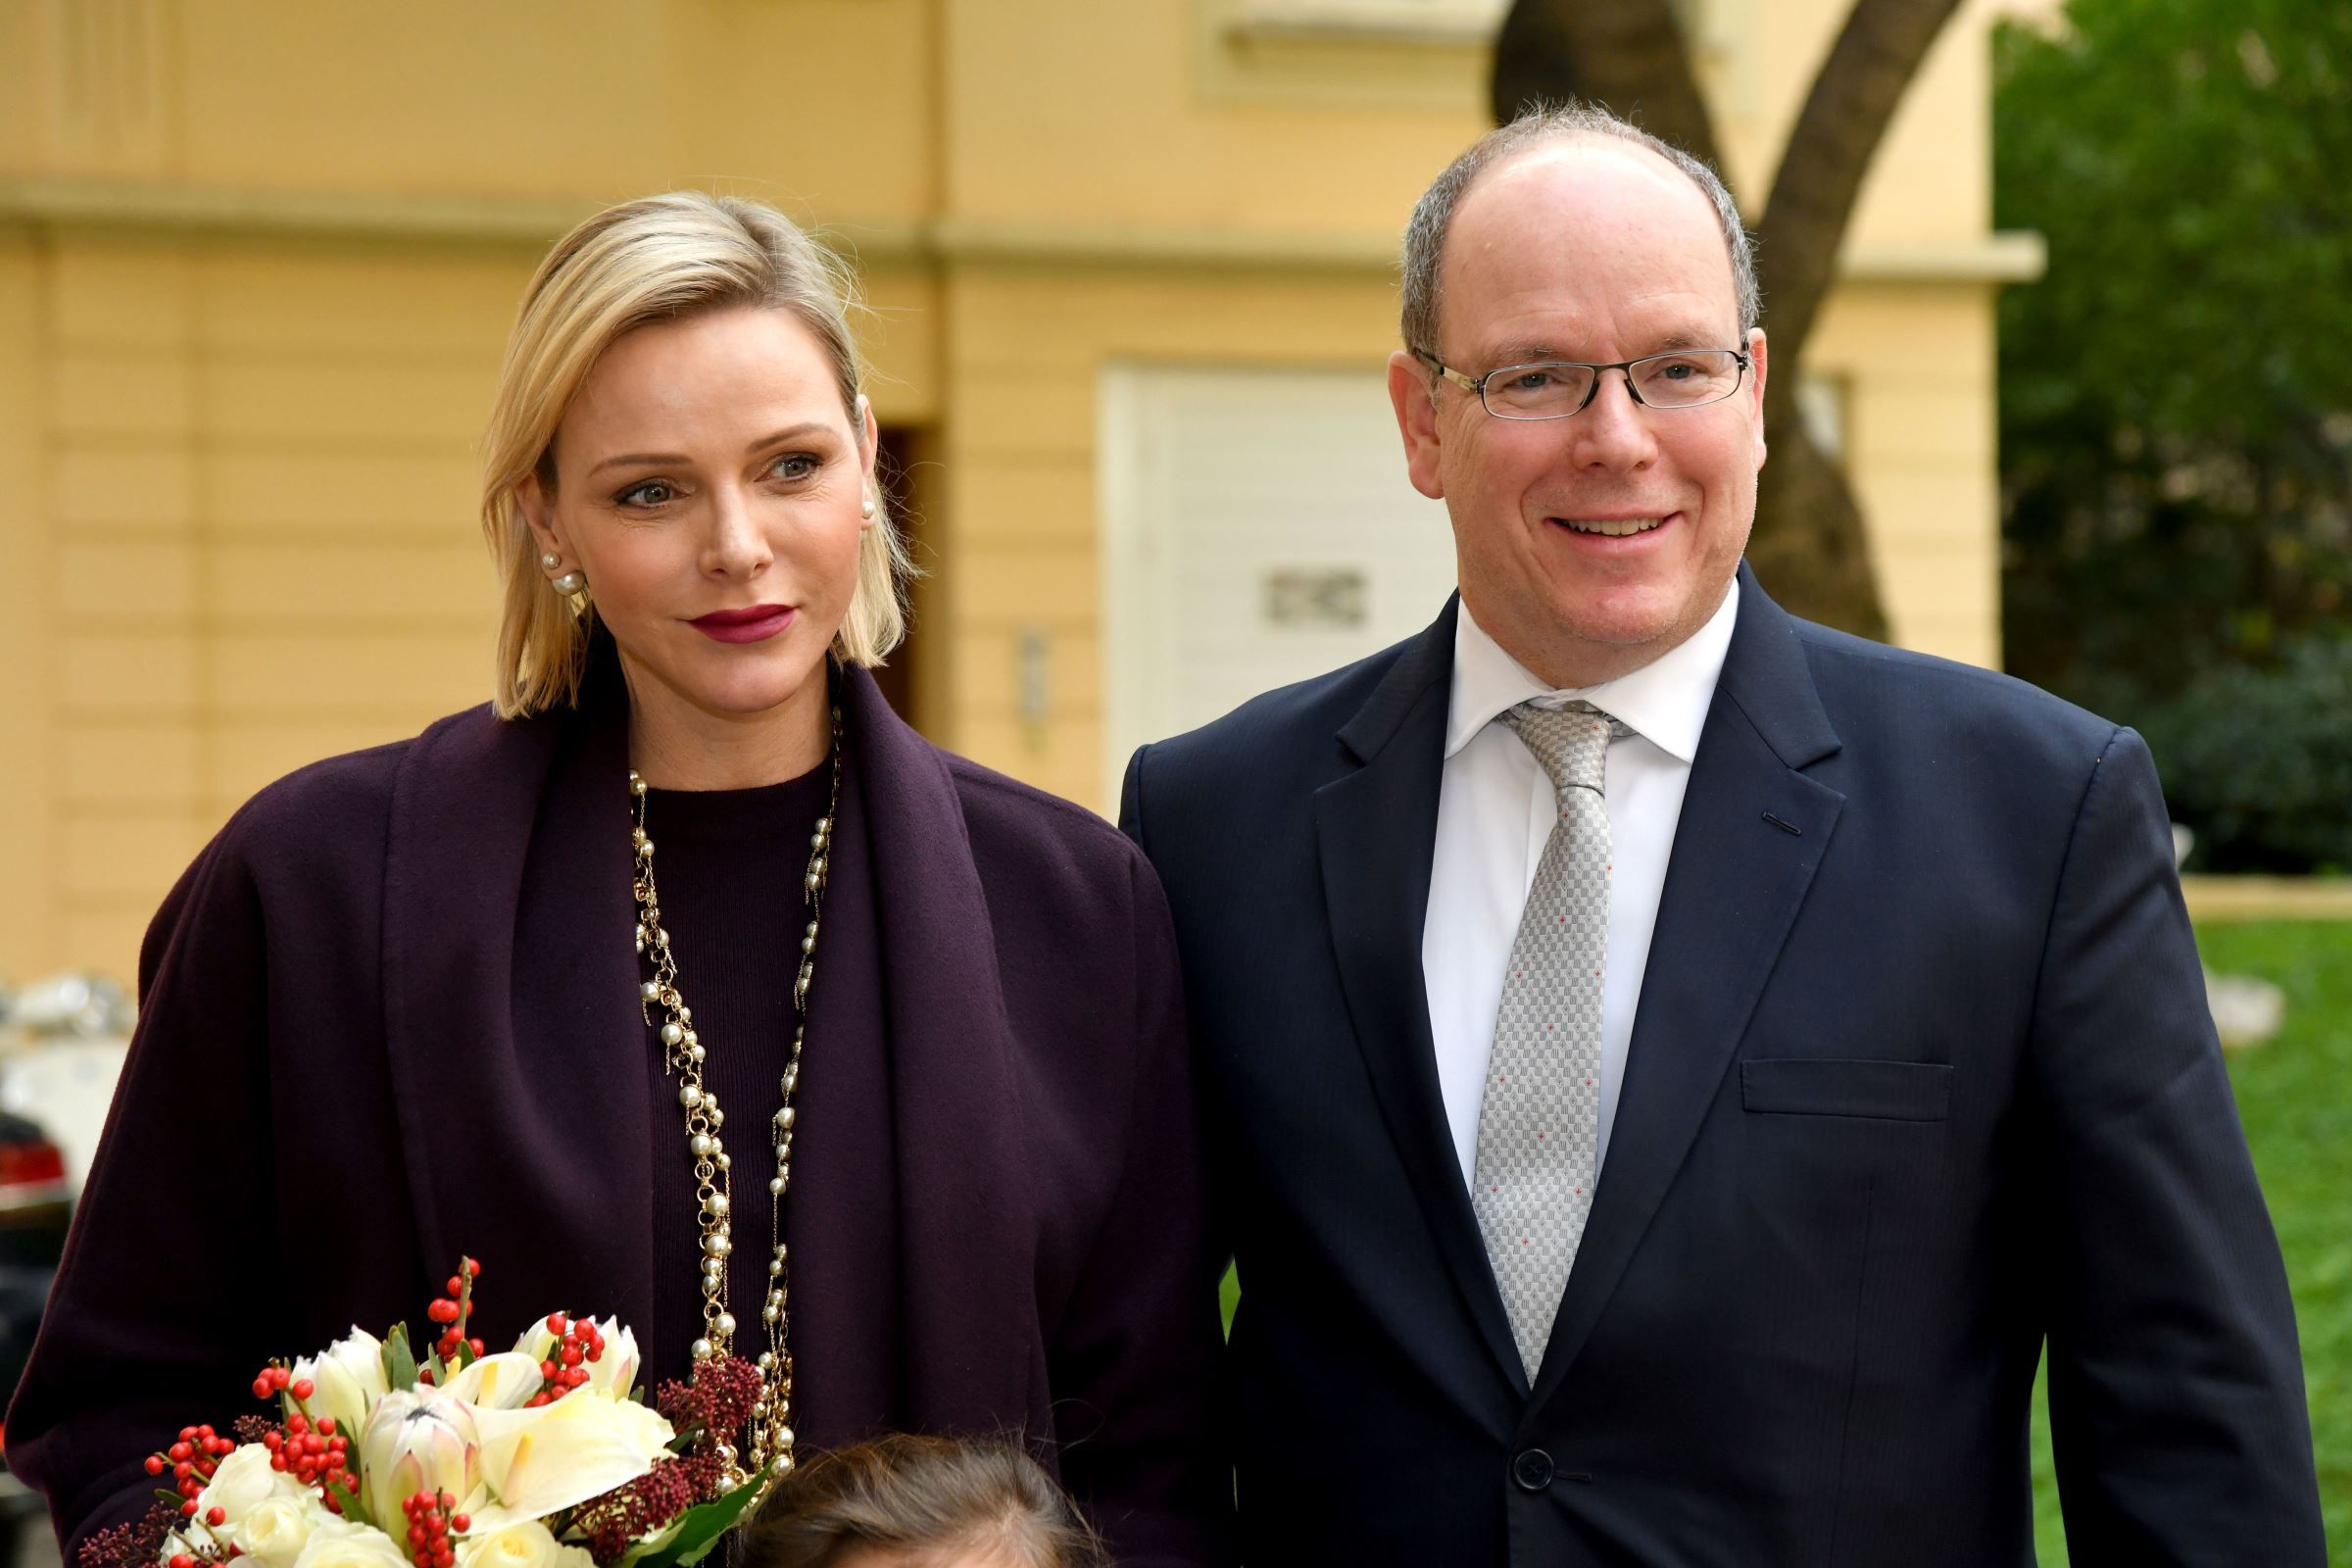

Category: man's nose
[1564, 370, 1658, 469]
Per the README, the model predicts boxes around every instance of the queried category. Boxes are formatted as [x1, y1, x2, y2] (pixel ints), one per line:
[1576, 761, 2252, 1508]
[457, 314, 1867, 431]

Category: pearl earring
[859, 498, 876, 519]
[552, 570, 586, 596]
[541, 552, 560, 570]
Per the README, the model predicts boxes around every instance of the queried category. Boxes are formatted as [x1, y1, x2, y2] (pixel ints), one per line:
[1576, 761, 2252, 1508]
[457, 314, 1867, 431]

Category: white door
[1101, 364, 1459, 801]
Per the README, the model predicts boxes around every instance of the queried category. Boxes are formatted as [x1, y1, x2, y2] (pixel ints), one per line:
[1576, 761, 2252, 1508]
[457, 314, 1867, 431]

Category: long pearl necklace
[628, 698, 842, 1491]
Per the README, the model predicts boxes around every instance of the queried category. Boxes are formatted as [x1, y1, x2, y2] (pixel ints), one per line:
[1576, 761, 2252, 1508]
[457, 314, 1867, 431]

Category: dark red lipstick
[689, 605, 796, 644]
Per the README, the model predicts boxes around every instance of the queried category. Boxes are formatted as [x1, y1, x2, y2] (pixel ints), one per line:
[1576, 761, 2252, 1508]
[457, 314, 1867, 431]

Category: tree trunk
[1491, 0, 1721, 169]
[1493, 0, 1970, 639]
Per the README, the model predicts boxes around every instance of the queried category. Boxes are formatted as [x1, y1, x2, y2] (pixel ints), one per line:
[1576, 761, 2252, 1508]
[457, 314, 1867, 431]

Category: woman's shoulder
[939, 751, 1153, 897]
[221, 704, 509, 857]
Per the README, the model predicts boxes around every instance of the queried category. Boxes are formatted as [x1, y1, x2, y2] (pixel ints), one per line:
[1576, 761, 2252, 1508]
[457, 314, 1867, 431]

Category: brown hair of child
[737, 1435, 1112, 1568]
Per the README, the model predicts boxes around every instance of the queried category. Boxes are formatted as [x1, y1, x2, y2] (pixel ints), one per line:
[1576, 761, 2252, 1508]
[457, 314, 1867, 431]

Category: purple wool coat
[5, 657, 1231, 1568]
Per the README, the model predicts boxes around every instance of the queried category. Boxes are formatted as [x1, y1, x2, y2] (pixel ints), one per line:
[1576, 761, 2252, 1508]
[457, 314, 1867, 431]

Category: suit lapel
[1315, 598, 1528, 1396]
[1528, 567, 1847, 1411]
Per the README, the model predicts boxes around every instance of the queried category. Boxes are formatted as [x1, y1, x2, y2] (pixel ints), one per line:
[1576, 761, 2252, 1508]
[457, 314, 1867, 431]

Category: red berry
[179, 1501, 198, 1518]
[317, 1418, 336, 1437]
[445, 1276, 464, 1297]
[408, 1527, 427, 1547]
[451, 1516, 470, 1534]
[417, 1367, 435, 1386]
[290, 1378, 315, 1400]
[427, 1299, 459, 1325]
[270, 1367, 290, 1390]
[269, 1455, 287, 1472]
[169, 1443, 192, 1461]
[207, 1508, 227, 1527]
[467, 1339, 484, 1358]
[172, 1555, 195, 1568]
[145, 1456, 165, 1476]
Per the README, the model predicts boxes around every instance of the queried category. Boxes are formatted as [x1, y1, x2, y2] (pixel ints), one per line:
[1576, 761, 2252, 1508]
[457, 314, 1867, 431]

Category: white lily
[470, 1387, 674, 1519]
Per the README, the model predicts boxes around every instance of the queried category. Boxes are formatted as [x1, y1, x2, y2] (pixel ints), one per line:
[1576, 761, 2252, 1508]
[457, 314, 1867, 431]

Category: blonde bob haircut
[480, 191, 911, 718]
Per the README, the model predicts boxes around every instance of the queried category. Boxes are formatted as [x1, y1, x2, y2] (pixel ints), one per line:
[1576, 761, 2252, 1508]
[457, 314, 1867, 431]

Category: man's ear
[1387, 350, 1447, 501]
[1745, 326, 1769, 471]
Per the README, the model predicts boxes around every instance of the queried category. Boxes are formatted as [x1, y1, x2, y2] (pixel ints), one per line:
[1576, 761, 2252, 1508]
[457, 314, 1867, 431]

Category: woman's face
[522, 304, 875, 743]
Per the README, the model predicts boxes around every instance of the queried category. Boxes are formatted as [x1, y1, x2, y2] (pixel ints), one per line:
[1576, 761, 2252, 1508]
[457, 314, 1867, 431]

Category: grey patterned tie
[1473, 698, 1628, 1384]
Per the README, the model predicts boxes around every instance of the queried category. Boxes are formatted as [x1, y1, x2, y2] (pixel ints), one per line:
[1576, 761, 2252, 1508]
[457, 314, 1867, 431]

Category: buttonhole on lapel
[1761, 811, 1803, 837]
[1559, 1470, 1594, 1485]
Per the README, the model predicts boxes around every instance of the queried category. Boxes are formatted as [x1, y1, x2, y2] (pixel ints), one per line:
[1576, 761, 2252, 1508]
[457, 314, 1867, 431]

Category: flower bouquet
[81, 1260, 774, 1568]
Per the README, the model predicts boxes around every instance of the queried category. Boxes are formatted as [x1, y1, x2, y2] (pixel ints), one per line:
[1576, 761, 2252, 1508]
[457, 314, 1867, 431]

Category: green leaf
[324, 1479, 371, 1532]
[382, 1323, 419, 1392]
[621, 1464, 775, 1568]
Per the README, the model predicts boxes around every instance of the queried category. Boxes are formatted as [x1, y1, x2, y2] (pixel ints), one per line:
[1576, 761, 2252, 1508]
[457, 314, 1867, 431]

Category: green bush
[2137, 637, 2352, 874]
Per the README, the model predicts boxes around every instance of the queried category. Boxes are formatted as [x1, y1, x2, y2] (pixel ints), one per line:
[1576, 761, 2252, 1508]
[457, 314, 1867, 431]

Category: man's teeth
[1561, 516, 1665, 536]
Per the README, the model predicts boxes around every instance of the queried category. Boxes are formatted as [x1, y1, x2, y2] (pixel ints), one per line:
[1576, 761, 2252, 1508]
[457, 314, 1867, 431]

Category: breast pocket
[1740, 1057, 1952, 1122]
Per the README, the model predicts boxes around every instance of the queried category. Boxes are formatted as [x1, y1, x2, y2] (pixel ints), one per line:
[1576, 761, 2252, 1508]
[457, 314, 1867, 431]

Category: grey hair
[1398, 101, 1760, 359]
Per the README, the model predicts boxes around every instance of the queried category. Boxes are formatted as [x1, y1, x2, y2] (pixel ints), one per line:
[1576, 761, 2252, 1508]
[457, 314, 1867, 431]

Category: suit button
[1511, 1448, 1554, 1492]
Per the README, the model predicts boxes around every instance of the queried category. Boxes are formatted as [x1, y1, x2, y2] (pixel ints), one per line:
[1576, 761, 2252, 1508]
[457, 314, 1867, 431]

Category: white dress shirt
[1421, 587, 1740, 1189]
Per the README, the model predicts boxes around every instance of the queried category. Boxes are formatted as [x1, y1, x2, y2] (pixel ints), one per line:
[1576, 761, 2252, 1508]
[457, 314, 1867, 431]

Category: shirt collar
[1443, 578, 1740, 764]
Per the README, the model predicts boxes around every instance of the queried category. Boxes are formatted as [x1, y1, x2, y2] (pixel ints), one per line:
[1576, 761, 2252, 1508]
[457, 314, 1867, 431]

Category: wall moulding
[0, 176, 2045, 286]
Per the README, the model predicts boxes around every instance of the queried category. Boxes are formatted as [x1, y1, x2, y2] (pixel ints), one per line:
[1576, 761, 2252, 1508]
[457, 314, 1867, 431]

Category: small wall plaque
[1264, 567, 1368, 629]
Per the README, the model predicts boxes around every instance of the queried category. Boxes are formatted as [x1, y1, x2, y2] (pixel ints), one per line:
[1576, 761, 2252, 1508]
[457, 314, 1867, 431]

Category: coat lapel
[839, 666, 1043, 1431]
[380, 657, 659, 1337]
[1315, 599, 1528, 1397]
[1528, 566, 1846, 1411]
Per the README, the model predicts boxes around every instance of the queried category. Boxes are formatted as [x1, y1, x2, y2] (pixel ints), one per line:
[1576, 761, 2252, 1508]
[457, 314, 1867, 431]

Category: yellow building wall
[1, 0, 2022, 988]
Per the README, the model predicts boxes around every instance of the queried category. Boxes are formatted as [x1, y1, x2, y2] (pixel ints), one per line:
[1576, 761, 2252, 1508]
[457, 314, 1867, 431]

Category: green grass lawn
[2032, 920, 2352, 1562]
[1216, 920, 2351, 1558]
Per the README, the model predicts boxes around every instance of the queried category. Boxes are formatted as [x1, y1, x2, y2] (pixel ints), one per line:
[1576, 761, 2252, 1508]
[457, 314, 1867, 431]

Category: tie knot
[1502, 700, 1622, 796]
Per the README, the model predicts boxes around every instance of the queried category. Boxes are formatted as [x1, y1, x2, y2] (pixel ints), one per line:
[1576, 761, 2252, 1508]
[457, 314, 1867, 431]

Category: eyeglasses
[1411, 346, 1751, 421]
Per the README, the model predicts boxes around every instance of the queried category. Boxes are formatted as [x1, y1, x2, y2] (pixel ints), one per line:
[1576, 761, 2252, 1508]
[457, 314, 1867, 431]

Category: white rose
[292, 1329, 390, 1440]
[455, 1519, 595, 1568]
[288, 1523, 412, 1568]
[236, 1494, 336, 1568]
[195, 1444, 308, 1529]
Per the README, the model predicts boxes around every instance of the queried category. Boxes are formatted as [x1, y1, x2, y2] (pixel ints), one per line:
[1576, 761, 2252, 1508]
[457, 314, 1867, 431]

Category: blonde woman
[7, 194, 1228, 1568]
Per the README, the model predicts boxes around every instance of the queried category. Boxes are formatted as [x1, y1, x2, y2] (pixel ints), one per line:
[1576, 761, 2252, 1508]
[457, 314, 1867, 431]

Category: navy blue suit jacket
[1122, 567, 2320, 1565]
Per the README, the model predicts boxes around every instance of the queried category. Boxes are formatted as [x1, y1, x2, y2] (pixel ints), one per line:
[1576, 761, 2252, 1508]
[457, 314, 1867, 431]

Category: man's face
[1387, 139, 1768, 688]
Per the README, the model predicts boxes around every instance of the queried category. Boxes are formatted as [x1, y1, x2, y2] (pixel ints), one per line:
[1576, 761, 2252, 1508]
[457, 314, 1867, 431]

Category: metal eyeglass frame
[1410, 345, 1752, 420]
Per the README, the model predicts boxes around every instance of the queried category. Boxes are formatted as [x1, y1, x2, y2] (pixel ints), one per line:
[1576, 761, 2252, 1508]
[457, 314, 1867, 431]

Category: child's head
[738, 1435, 1109, 1568]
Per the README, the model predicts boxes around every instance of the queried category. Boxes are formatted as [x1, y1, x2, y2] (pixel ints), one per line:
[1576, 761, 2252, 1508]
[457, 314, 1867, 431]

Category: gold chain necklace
[627, 698, 843, 1493]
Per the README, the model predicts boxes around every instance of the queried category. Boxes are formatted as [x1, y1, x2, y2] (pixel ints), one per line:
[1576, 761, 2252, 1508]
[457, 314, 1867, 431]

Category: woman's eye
[616, 480, 675, 508]
[768, 454, 818, 481]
